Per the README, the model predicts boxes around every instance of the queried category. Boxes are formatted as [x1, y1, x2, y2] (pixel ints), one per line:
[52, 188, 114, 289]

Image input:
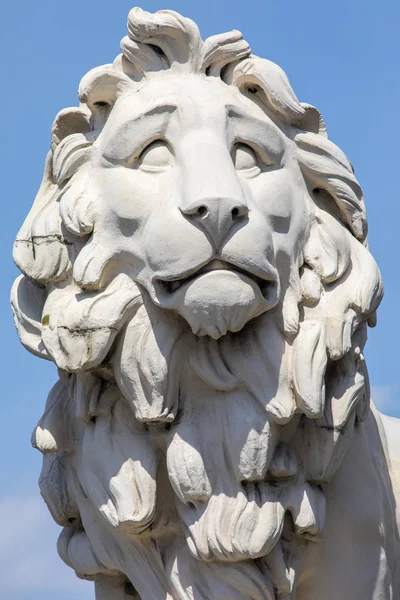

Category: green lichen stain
[41, 314, 50, 326]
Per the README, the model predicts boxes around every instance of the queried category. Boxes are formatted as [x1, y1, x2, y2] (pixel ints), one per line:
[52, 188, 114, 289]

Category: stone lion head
[12, 8, 383, 599]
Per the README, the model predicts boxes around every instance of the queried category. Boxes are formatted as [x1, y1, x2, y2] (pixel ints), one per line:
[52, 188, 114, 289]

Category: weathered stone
[11, 7, 400, 599]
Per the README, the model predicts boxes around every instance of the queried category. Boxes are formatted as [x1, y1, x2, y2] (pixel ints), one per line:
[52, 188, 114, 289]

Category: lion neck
[109, 296, 380, 597]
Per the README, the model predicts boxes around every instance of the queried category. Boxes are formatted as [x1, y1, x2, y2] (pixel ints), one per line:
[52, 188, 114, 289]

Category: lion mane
[11, 8, 382, 599]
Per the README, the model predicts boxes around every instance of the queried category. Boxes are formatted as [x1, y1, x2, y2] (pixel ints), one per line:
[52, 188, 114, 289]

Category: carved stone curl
[11, 7, 400, 599]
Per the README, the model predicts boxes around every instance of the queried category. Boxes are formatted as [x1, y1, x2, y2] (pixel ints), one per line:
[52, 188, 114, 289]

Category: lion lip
[155, 260, 277, 302]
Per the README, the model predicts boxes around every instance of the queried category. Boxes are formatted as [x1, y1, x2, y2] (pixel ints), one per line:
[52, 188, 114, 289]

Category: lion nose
[180, 198, 248, 247]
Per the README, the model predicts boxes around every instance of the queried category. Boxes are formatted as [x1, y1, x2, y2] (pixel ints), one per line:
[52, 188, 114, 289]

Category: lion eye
[138, 140, 172, 169]
[233, 143, 258, 171]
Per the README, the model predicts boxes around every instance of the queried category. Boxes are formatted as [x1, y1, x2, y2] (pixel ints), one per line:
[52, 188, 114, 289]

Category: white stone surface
[11, 7, 400, 599]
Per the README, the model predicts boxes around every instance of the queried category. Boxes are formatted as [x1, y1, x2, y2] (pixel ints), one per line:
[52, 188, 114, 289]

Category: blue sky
[0, 1, 399, 597]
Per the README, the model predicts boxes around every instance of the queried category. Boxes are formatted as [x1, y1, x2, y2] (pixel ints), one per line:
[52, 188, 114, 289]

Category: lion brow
[122, 103, 177, 124]
[226, 104, 284, 153]
[115, 103, 177, 127]
[142, 104, 177, 118]
[226, 104, 267, 125]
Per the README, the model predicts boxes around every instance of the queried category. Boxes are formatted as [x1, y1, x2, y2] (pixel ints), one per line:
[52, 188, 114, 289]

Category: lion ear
[225, 56, 305, 123]
[296, 103, 328, 138]
[78, 66, 134, 110]
[51, 107, 91, 150]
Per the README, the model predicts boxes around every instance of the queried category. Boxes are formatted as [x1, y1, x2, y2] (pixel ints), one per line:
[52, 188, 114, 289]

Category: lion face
[87, 75, 310, 338]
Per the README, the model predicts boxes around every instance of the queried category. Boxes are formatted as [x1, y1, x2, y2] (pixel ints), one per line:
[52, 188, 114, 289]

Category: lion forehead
[96, 74, 286, 158]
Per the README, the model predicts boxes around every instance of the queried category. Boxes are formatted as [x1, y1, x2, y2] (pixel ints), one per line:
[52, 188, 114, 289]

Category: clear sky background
[0, 1, 399, 597]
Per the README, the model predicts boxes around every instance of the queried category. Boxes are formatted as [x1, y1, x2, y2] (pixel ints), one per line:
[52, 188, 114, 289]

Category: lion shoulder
[374, 410, 400, 534]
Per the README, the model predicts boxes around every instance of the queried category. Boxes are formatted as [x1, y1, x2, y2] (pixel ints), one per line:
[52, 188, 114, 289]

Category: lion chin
[155, 264, 278, 339]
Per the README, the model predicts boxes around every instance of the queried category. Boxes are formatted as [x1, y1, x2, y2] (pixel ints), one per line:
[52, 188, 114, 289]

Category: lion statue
[11, 7, 400, 599]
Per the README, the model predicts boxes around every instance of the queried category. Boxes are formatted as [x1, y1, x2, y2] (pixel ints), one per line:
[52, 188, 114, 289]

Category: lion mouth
[156, 260, 277, 301]
[152, 260, 279, 337]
